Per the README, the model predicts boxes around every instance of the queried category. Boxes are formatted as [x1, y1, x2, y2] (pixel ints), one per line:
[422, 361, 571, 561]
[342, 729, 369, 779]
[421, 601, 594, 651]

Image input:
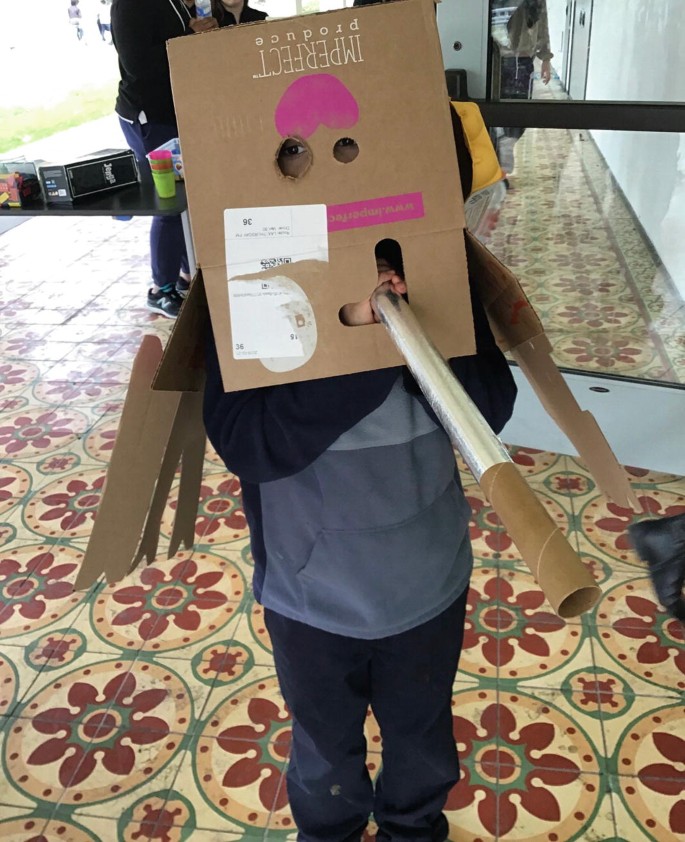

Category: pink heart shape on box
[275, 73, 360, 139]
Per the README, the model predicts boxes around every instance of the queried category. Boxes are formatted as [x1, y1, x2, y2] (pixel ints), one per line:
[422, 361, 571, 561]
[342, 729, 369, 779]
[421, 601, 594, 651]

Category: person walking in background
[68, 0, 84, 41]
[501, 0, 553, 98]
[97, 0, 113, 43]
[110, 0, 217, 318]
[491, 0, 553, 178]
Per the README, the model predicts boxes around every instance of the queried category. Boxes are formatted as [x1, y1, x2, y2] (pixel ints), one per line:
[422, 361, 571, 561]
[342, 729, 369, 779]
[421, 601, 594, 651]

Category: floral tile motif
[579, 487, 685, 567]
[449, 687, 609, 841]
[488, 127, 685, 383]
[609, 700, 685, 842]
[0, 362, 41, 397]
[159, 472, 248, 548]
[221, 599, 274, 669]
[589, 631, 684, 701]
[0, 407, 90, 460]
[592, 582, 685, 694]
[82, 416, 119, 463]
[0, 465, 32, 517]
[194, 675, 292, 832]
[0, 543, 89, 642]
[89, 554, 246, 655]
[5, 658, 190, 807]
[21, 470, 108, 541]
[462, 563, 590, 683]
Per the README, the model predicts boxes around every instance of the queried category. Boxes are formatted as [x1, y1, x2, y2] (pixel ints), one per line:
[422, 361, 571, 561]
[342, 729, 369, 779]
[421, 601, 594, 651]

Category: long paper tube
[371, 288, 600, 618]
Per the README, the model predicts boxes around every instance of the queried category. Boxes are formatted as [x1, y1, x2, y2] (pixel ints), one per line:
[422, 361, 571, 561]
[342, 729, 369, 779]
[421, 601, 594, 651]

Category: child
[203, 233, 517, 839]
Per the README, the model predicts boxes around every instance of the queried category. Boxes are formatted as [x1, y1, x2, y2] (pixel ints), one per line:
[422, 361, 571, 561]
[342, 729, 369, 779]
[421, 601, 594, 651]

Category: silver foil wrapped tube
[371, 288, 509, 482]
[371, 287, 600, 619]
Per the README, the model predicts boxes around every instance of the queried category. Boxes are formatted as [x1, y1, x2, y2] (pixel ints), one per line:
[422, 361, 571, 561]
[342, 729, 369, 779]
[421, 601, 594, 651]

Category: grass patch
[0, 83, 117, 155]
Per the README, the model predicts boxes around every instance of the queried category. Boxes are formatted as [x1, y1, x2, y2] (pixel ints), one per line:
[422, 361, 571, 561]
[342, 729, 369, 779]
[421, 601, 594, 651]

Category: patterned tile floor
[487, 128, 685, 384]
[1, 135, 684, 841]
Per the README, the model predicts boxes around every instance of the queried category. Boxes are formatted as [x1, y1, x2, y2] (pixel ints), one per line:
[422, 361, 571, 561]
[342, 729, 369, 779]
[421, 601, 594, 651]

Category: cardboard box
[167, 0, 474, 392]
[38, 149, 139, 204]
[151, 137, 184, 180]
[0, 159, 42, 207]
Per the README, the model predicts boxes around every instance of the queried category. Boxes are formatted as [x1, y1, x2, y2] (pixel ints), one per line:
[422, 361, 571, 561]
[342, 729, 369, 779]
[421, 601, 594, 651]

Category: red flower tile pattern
[160, 473, 248, 545]
[616, 702, 685, 841]
[0, 407, 88, 458]
[448, 688, 601, 839]
[0, 464, 31, 516]
[0, 544, 86, 639]
[24, 470, 108, 539]
[6, 659, 188, 805]
[596, 582, 685, 692]
[462, 566, 582, 680]
[92, 555, 245, 652]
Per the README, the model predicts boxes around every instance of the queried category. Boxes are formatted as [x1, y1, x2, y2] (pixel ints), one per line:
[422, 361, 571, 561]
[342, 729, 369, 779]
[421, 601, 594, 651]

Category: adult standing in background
[491, 0, 553, 177]
[111, 0, 217, 318]
[501, 0, 553, 97]
[97, 0, 113, 43]
[211, 0, 266, 27]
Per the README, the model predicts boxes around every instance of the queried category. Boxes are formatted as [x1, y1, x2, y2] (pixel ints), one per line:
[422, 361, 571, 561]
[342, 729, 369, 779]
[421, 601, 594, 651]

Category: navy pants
[119, 117, 189, 289]
[264, 591, 468, 842]
[499, 55, 535, 99]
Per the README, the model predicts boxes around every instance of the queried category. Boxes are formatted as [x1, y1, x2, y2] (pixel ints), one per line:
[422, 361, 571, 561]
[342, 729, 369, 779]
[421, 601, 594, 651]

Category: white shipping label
[224, 204, 328, 277]
[229, 278, 311, 360]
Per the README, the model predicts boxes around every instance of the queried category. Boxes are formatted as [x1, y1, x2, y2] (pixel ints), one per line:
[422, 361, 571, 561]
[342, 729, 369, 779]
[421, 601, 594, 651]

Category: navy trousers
[118, 117, 189, 289]
[264, 591, 468, 842]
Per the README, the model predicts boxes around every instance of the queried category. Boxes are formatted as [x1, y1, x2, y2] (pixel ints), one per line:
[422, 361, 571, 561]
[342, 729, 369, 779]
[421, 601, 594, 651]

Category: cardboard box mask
[167, 0, 474, 391]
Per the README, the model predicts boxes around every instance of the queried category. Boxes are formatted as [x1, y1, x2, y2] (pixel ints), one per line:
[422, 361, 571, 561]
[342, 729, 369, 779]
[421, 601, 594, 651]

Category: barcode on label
[259, 256, 293, 270]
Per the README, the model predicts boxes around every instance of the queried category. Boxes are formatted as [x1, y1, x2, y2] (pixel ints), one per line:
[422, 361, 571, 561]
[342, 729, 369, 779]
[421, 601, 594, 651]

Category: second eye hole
[334, 137, 359, 164]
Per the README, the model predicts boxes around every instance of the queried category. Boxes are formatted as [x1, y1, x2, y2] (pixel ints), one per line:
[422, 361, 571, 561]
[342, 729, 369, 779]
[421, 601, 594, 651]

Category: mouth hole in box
[277, 137, 312, 179]
[339, 239, 408, 327]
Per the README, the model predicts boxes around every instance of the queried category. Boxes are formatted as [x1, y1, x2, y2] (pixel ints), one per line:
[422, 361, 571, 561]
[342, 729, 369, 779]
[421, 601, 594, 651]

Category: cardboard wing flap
[465, 231, 638, 510]
[133, 390, 206, 565]
[77, 337, 207, 589]
[167, 391, 206, 558]
[76, 336, 182, 589]
[167, 0, 475, 393]
[511, 335, 640, 510]
[152, 271, 209, 392]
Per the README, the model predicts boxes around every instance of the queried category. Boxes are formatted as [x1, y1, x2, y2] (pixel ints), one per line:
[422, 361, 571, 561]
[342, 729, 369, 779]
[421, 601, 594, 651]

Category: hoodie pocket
[297, 482, 469, 633]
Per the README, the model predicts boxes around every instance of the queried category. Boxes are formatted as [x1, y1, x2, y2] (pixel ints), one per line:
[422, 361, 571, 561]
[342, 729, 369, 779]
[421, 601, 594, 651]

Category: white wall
[437, 0, 489, 99]
[545, 0, 568, 72]
[585, 0, 685, 296]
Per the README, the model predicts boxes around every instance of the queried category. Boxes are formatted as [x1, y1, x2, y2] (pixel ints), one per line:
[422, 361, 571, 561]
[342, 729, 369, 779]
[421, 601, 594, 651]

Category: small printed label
[229, 278, 306, 360]
[225, 204, 328, 278]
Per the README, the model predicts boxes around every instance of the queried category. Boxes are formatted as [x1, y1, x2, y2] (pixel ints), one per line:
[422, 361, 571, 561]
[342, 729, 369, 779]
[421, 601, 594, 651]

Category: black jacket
[112, 0, 193, 125]
[217, 3, 267, 27]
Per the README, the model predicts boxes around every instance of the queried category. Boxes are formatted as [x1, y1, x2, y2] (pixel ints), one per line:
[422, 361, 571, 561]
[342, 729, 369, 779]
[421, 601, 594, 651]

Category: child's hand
[340, 260, 407, 326]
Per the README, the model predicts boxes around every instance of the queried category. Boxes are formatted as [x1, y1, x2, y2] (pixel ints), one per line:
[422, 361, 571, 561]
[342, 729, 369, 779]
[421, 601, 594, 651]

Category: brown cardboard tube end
[481, 462, 601, 618]
[557, 586, 602, 619]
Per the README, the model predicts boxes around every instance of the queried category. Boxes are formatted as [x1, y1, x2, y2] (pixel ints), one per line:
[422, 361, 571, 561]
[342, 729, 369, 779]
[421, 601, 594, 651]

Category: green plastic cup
[151, 169, 176, 199]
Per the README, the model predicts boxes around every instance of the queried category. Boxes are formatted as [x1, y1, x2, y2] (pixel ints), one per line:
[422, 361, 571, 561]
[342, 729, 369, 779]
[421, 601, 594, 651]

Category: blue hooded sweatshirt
[203, 263, 517, 639]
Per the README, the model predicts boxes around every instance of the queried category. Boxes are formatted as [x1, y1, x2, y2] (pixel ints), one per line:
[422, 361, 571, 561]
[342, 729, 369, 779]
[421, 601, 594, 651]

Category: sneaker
[146, 287, 183, 319]
[176, 276, 191, 299]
